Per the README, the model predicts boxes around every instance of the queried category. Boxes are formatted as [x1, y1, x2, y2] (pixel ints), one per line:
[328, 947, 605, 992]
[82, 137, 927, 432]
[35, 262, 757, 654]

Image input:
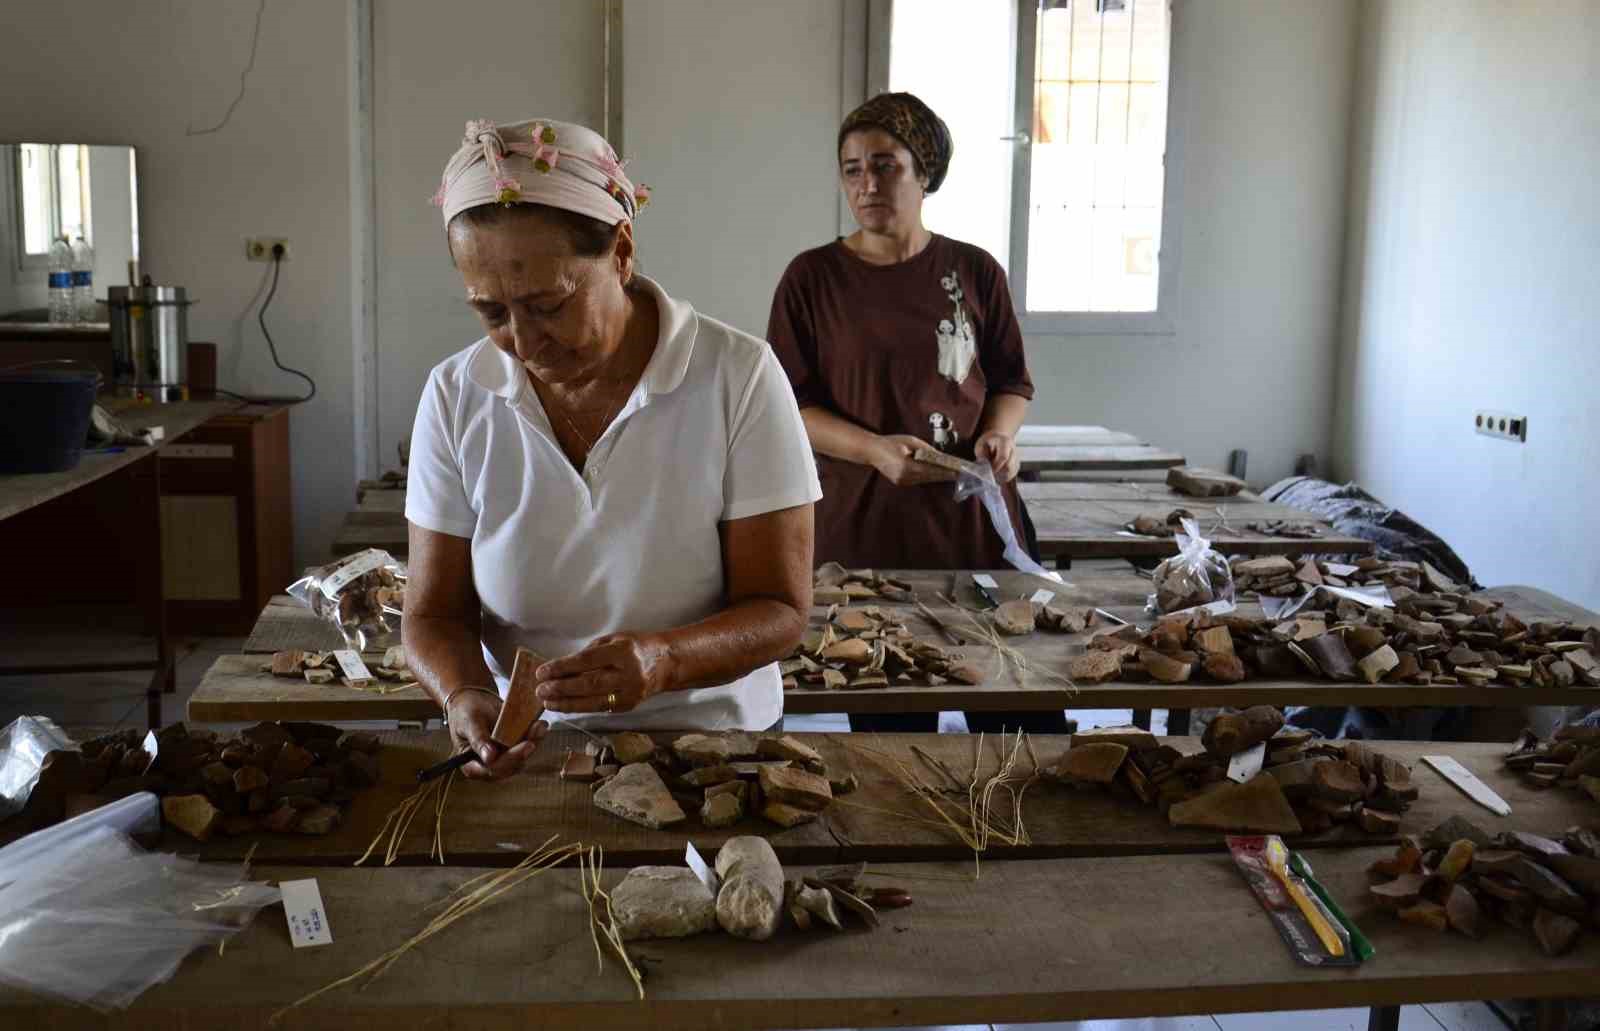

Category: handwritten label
[320, 548, 388, 600]
[332, 650, 373, 684]
[281, 878, 333, 948]
[1029, 589, 1056, 606]
[684, 842, 720, 896]
[1227, 742, 1267, 784]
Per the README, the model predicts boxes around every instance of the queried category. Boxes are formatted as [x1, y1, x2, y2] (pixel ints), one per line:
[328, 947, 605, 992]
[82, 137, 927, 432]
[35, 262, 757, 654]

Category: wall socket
[244, 237, 291, 262]
[1474, 410, 1527, 442]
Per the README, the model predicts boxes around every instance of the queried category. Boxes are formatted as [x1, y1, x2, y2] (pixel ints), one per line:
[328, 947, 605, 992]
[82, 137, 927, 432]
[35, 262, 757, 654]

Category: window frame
[8, 145, 59, 282]
[860, 0, 1186, 336]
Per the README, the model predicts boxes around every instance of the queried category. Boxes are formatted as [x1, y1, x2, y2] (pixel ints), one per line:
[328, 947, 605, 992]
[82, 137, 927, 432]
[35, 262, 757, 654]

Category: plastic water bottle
[47, 237, 73, 323]
[71, 236, 96, 322]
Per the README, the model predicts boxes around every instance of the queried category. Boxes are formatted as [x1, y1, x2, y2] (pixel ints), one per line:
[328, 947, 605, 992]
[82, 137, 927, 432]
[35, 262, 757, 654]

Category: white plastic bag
[953, 461, 1063, 583]
[1148, 518, 1235, 615]
[288, 547, 406, 651]
[0, 716, 75, 819]
[0, 817, 280, 1011]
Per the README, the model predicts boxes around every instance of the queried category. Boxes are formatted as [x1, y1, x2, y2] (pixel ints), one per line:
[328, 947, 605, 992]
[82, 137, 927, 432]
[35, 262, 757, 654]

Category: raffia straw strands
[938, 593, 1078, 693]
[579, 844, 645, 999]
[272, 838, 627, 1024]
[355, 769, 456, 867]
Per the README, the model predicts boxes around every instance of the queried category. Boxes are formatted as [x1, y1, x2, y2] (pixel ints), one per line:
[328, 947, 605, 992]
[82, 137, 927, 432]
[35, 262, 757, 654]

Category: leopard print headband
[838, 92, 954, 194]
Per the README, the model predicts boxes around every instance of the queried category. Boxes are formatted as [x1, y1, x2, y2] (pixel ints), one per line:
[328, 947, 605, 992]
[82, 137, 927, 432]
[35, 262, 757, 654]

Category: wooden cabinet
[159, 404, 292, 635]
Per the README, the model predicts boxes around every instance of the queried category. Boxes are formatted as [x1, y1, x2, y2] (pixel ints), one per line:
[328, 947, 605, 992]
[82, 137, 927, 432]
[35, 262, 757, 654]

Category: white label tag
[320, 549, 388, 600]
[141, 729, 159, 773]
[1422, 755, 1512, 816]
[333, 650, 373, 683]
[1227, 742, 1267, 784]
[1029, 589, 1056, 606]
[973, 574, 999, 589]
[1323, 563, 1360, 577]
[281, 878, 333, 948]
[685, 842, 720, 896]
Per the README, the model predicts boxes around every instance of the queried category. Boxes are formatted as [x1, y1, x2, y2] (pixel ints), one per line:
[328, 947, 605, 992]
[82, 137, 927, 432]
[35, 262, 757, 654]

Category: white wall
[624, 0, 846, 336]
[1024, 0, 1358, 485]
[86, 145, 135, 301]
[371, 0, 605, 460]
[0, 0, 354, 568]
[1335, 0, 1600, 608]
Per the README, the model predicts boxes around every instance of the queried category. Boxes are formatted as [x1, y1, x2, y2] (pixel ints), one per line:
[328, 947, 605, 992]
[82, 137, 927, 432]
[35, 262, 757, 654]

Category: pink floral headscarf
[432, 117, 651, 227]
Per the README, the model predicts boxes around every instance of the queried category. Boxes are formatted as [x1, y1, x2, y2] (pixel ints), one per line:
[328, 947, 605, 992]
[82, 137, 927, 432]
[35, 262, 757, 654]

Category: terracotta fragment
[593, 763, 687, 830]
[762, 801, 818, 828]
[1068, 649, 1123, 684]
[701, 791, 744, 829]
[672, 734, 735, 767]
[1370, 873, 1427, 909]
[1202, 705, 1284, 758]
[1051, 742, 1129, 785]
[613, 867, 718, 941]
[1310, 760, 1365, 803]
[1139, 648, 1193, 684]
[1533, 908, 1582, 957]
[1360, 807, 1402, 834]
[680, 764, 739, 789]
[271, 742, 316, 783]
[1357, 644, 1400, 684]
[1299, 634, 1358, 680]
[1397, 900, 1449, 931]
[756, 735, 823, 766]
[1070, 725, 1158, 752]
[992, 599, 1037, 636]
[295, 804, 342, 835]
[560, 751, 598, 783]
[759, 765, 833, 812]
[1202, 652, 1247, 683]
[232, 766, 269, 794]
[821, 639, 872, 666]
[162, 794, 221, 842]
[1437, 839, 1475, 882]
[1168, 773, 1301, 834]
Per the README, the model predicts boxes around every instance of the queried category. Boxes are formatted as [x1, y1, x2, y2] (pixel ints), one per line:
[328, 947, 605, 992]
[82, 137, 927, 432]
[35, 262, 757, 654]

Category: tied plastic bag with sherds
[1147, 517, 1235, 615]
[288, 548, 406, 651]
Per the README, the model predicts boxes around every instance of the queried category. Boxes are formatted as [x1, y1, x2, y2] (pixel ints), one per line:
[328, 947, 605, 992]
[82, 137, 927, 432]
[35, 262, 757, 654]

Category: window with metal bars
[887, 0, 1180, 333]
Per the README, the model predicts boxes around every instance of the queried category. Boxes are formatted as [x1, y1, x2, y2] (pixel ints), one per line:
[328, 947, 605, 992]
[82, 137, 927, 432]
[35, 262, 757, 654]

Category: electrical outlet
[244, 237, 291, 262]
[1474, 410, 1527, 443]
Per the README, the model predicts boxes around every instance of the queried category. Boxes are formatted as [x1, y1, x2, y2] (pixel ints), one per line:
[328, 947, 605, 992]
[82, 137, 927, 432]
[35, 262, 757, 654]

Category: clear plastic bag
[1148, 517, 1236, 615]
[0, 716, 75, 819]
[953, 461, 1063, 583]
[0, 819, 280, 1011]
[288, 547, 406, 651]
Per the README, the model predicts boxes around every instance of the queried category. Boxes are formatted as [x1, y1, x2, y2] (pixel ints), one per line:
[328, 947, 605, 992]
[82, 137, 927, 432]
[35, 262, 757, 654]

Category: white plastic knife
[1422, 755, 1511, 816]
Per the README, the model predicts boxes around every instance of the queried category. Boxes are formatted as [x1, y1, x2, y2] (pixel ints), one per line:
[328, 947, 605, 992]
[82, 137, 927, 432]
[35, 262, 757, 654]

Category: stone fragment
[1139, 648, 1193, 684]
[1068, 649, 1124, 684]
[1437, 839, 1475, 882]
[1310, 760, 1365, 803]
[162, 794, 221, 842]
[1533, 908, 1582, 957]
[262, 804, 299, 833]
[1202, 706, 1284, 759]
[701, 791, 745, 829]
[1357, 645, 1400, 684]
[672, 734, 734, 767]
[706, 780, 749, 802]
[270, 650, 306, 676]
[1202, 652, 1247, 683]
[680, 764, 739, 789]
[993, 600, 1037, 636]
[304, 668, 337, 684]
[714, 836, 785, 941]
[1300, 633, 1358, 680]
[560, 751, 598, 783]
[1360, 807, 1402, 834]
[1422, 816, 1493, 850]
[1397, 901, 1449, 931]
[1192, 626, 1235, 656]
[337, 731, 381, 754]
[271, 742, 316, 783]
[611, 867, 718, 941]
[295, 804, 342, 835]
[1444, 884, 1481, 939]
[610, 732, 656, 765]
[1508, 858, 1588, 916]
[1234, 555, 1297, 580]
[1542, 854, 1600, 898]
[1070, 725, 1157, 752]
[1167, 465, 1246, 497]
[829, 772, 859, 795]
[341, 751, 379, 788]
[759, 765, 833, 811]
[821, 639, 872, 666]
[1051, 742, 1129, 785]
[1370, 873, 1428, 909]
[762, 800, 818, 827]
[795, 884, 844, 930]
[593, 763, 688, 830]
[756, 735, 822, 766]
[1168, 773, 1302, 835]
[821, 669, 850, 690]
[232, 765, 269, 794]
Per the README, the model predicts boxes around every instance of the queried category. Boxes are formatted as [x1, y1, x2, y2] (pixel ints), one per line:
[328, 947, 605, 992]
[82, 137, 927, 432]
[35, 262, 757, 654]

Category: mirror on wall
[0, 143, 139, 323]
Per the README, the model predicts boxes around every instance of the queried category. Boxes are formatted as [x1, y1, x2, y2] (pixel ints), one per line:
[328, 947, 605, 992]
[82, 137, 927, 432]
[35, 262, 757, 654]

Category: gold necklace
[552, 391, 624, 451]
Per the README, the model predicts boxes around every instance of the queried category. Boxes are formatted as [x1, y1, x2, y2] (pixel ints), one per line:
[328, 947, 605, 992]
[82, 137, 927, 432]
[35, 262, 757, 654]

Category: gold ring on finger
[605, 692, 618, 713]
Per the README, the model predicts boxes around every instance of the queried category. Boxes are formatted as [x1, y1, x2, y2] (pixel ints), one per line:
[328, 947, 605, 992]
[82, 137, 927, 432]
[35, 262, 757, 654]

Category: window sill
[1020, 311, 1176, 338]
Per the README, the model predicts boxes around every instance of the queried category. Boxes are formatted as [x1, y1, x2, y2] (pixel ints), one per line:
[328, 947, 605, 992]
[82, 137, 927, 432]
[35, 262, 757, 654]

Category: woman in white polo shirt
[405, 117, 821, 781]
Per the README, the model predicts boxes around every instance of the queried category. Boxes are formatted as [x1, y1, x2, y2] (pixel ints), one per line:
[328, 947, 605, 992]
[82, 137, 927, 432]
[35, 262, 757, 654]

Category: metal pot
[108, 282, 192, 402]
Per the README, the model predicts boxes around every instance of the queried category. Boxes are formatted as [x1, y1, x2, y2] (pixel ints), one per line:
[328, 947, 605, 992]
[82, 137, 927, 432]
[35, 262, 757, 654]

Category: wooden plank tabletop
[1018, 443, 1186, 473]
[192, 570, 1600, 721]
[240, 595, 395, 655]
[331, 508, 408, 558]
[1015, 424, 1144, 447]
[1019, 482, 1375, 559]
[176, 729, 1592, 869]
[5, 845, 1596, 1029]
[356, 489, 406, 514]
[0, 399, 236, 522]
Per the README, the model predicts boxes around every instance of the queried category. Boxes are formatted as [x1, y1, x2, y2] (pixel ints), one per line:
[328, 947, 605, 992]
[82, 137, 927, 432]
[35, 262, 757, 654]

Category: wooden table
[6, 727, 1595, 1027]
[1020, 480, 1375, 560]
[1015, 424, 1185, 476]
[331, 508, 408, 558]
[4, 844, 1596, 1030]
[0, 399, 237, 727]
[174, 730, 1593, 869]
[188, 571, 1600, 724]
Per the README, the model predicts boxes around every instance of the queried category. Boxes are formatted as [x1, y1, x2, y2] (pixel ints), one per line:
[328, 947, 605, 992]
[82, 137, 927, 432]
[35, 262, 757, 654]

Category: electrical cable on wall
[214, 246, 316, 405]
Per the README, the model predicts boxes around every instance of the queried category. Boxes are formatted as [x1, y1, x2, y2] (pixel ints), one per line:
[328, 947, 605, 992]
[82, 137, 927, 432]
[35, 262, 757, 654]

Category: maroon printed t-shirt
[766, 234, 1034, 569]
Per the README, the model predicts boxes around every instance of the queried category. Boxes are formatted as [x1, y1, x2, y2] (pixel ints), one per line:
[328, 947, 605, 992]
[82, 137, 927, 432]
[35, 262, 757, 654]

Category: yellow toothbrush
[1266, 837, 1345, 958]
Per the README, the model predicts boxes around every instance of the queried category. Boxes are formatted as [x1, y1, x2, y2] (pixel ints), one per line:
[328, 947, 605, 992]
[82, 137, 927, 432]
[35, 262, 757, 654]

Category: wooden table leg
[134, 455, 168, 729]
[1367, 1004, 1400, 1031]
[1166, 709, 1192, 736]
[1132, 709, 1152, 731]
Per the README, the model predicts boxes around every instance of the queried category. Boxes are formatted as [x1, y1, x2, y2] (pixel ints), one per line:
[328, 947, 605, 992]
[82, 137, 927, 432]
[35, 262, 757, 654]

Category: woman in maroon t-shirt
[766, 92, 1067, 736]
